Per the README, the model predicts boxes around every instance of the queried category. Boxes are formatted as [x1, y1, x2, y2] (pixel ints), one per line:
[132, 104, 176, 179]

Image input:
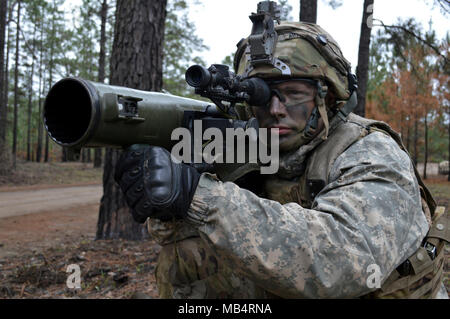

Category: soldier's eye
[284, 90, 309, 100]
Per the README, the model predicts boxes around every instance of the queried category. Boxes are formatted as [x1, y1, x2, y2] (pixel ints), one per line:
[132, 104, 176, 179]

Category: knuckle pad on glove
[124, 182, 145, 208]
[144, 147, 177, 206]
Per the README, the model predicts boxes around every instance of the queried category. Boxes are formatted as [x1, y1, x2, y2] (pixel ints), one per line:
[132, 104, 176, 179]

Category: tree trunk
[299, 0, 317, 23]
[94, 0, 108, 169]
[96, 0, 167, 240]
[94, 149, 102, 168]
[12, 0, 20, 169]
[3, 1, 14, 141]
[423, 111, 428, 180]
[36, 20, 44, 163]
[0, 0, 7, 148]
[45, 3, 57, 164]
[61, 147, 78, 162]
[413, 114, 418, 166]
[26, 61, 35, 161]
[26, 23, 37, 162]
[354, 0, 374, 117]
[98, 0, 107, 83]
[406, 119, 411, 154]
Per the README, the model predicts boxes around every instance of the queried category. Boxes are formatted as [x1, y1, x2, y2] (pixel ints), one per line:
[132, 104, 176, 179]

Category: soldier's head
[234, 22, 356, 152]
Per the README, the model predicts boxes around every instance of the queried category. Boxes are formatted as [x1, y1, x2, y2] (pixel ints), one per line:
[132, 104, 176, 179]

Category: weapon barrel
[43, 77, 212, 150]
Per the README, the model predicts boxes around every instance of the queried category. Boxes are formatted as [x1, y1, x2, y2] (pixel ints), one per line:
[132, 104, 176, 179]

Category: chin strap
[303, 77, 358, 141]
[303, 80, 329, 140]
[336, 91, 357, 121]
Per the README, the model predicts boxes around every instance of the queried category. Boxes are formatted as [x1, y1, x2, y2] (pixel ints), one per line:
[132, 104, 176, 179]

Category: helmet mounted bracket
[244, 1, 291, 77]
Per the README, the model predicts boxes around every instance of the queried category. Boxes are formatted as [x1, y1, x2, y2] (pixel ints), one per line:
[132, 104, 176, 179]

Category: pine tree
[355, 0, 374, 117]
[11, 0, 21, 169]
[299, 0, 317, 23]
[0, 0, 8, 174]
[162, 0, 207, 97]
[96, 0, 167, 240]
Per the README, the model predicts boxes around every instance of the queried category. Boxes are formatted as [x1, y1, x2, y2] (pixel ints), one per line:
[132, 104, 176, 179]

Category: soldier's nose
[269, 95, 287, 119]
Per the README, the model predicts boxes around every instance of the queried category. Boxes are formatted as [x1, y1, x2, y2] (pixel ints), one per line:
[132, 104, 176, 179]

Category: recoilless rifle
[43, 1, 282, 179]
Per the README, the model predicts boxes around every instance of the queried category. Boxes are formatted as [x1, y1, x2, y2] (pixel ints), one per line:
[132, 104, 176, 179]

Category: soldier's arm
[185, 132, 430, 298]
[147, 218, 199, 246]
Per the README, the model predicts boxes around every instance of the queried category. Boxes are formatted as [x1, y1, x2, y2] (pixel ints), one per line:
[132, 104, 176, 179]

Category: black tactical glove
[114, 145, 201, 223]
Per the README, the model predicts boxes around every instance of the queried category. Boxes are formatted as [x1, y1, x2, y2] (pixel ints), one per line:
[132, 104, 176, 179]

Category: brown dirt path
[0, 185, 102, 219]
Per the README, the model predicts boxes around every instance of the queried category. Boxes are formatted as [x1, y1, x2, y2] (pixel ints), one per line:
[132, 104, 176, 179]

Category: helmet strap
[303, 80, 329, 140]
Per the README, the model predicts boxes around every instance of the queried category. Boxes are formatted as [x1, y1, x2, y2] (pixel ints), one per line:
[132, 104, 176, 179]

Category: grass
[0, 159, 103, 188]
[423, 177, 450, 210]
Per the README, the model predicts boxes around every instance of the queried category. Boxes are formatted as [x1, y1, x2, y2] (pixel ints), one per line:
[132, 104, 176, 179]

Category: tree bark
[0, 0, 7, 148]
[61, 147, 78, 162]
[3, 1, 14, 142]
[413, 113, 418, 166]
[98, 0, 107, 83]
[12, 0, 20, 169]
[299, 0, 317, 23]
[355, 0, 374, 117]
[26, 23, 37, 162]
[36, 18, 44, 163]
[96, 0, 167, 240]
[406, 120, 411, 154]
[94, 0, 108, 169]
[45, 2, 58, 163]
[423, 111, 428, 179]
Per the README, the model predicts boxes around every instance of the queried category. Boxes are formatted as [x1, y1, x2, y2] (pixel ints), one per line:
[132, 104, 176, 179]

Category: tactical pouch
[370, 208, 449, 299]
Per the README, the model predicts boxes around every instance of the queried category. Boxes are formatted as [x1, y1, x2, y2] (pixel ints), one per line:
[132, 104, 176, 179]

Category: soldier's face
[252, 80, 319, 152]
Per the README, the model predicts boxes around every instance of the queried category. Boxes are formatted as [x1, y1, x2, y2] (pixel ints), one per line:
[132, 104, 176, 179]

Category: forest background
[0, 0, 448, 300]
[0, 0, 448, 180]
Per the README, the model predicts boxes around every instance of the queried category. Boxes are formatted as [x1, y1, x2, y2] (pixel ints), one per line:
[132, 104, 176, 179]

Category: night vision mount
[245, 1, 290, 77]
[184, 1, 284, 114]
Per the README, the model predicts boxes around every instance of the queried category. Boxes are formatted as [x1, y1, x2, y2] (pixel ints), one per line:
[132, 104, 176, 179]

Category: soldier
[114, 21, 449, 299]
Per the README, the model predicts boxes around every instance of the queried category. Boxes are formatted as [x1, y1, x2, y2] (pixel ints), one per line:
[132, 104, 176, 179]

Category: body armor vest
[263, 113, 449, 299]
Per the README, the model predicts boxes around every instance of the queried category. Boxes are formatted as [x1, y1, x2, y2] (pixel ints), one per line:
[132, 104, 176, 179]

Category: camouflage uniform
[149, 21, 449, 299]
[151, 119, 447, 298]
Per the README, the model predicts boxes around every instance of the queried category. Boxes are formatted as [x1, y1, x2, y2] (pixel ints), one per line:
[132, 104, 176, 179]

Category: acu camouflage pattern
[184, 134, 428, 298]
[154, 237, 269, 298]
[146, 21, 448, 298]
[234, 22, 352, 100]
[149, 114, 447, 298]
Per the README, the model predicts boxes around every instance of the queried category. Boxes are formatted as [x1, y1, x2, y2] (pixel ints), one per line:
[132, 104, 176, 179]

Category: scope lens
[185, 65, 211, 88]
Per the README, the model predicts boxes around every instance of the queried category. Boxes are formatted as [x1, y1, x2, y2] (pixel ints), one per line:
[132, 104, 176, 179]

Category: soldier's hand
[114, 145, 201, 223]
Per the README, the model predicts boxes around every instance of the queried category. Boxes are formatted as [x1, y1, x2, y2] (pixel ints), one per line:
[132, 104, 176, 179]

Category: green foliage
[278, 0, 293, 21]
[163, 0, 208, 97]
[3, 0, 117, 163]
[221, 53, 235, 70]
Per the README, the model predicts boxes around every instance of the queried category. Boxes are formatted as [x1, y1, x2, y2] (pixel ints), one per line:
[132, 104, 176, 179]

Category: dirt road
[0, 185, 103, 218]
[0, 183, 161, 299]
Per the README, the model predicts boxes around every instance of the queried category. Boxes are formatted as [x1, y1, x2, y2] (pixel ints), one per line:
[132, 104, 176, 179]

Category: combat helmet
[234, 17, 358, 140]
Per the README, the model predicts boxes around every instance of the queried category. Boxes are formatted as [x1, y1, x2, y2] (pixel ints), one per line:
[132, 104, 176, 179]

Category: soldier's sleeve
[147, 218, 199, 246]
[185, 131, 430, 298]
